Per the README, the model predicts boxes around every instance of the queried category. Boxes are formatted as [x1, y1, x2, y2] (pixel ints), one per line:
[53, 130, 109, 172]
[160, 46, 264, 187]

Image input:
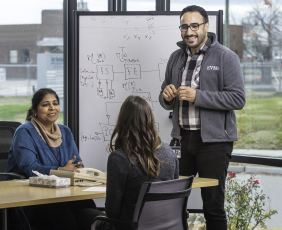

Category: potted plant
[225, 172, 277, 230]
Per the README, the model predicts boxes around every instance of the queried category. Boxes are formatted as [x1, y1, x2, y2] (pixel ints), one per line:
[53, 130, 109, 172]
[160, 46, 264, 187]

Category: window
[127, 0, 155, 11]
[78, 0, 107, 11]
[20, 49, 30, 63]
[9, 50, 18, 63]
[0, 0, 64, 123]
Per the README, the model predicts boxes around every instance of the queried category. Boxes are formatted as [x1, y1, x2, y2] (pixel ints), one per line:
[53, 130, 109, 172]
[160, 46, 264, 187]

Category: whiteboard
[76, 12, 222, 171]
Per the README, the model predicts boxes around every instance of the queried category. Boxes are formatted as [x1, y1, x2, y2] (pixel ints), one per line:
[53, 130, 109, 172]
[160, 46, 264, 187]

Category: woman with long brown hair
[105, 95, 179, 229]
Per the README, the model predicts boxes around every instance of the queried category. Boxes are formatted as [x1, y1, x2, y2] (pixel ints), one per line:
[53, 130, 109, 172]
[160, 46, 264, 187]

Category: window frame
[64, 0, 282, 167]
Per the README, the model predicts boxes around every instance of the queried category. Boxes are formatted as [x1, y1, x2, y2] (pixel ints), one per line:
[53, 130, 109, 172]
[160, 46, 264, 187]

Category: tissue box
[29, 176, 71, 188]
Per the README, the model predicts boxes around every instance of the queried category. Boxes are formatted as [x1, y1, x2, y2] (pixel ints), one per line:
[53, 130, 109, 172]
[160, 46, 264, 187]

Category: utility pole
[264, 0, 272, 7]
[224, 0, 230, 47]
[77, 0, 88, 10]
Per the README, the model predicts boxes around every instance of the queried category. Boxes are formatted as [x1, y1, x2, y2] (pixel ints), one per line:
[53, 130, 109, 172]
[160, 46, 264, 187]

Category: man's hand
[178, 86, 196, 103]
[162, 84, 178, 102]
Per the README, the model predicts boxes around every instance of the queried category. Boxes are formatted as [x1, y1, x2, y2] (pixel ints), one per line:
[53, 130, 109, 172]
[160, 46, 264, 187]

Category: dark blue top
[7, 121, 81, 178]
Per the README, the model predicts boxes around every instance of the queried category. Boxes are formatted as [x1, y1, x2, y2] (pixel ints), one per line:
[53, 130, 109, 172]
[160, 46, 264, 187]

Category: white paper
[16, 179, 29, 183]
[83, 186, 106, 192]
[32, 170, 59, 179]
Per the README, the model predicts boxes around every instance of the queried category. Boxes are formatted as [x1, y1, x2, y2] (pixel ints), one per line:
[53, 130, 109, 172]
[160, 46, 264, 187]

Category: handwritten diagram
[79, 47, 167, 100]
[78, 14, 187, 169]
[80, 94, 160, 143]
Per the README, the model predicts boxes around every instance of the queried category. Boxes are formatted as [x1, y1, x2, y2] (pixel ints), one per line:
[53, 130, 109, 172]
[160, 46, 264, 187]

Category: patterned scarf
[31, 117, 62, 148]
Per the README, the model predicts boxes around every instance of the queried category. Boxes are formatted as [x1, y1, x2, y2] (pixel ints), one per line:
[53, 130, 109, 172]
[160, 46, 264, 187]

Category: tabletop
[0, 180, 105, 209]
[191, 177, 218, 189]
[0, 177, 218, 209]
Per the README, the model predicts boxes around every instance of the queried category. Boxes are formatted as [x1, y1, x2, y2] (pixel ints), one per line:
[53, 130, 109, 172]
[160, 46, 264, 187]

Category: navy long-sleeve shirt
[7, 121, 81, 177]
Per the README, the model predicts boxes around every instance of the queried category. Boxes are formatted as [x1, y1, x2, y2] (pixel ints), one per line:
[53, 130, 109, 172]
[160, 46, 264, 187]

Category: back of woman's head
[110, 95, 160, 177]
[26, 88, 59, 121]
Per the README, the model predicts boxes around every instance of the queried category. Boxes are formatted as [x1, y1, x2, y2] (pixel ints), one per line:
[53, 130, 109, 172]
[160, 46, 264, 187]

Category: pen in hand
[59, 155, 83, 171]
[72, 155, 84, 168]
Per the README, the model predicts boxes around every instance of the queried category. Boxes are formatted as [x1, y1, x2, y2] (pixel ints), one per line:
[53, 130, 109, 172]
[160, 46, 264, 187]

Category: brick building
[0, 10, 63, 80]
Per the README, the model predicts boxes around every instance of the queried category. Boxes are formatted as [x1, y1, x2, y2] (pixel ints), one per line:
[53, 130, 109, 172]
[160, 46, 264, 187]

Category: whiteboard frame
[72, 10, 223, 150]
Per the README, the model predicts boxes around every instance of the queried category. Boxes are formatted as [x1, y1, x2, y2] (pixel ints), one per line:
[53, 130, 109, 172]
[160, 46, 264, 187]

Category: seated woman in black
[105, 95, 179, 229]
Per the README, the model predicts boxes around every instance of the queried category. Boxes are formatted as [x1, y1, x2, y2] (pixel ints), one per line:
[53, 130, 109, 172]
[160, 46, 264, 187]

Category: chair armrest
[0, 172, 26, 180]
[96, 207, 105, 212]
[91, 215, 135, 230]
[92, 215, 125, 225]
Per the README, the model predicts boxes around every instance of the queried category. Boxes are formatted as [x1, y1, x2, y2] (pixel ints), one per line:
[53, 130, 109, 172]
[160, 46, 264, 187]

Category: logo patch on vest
[207, 65, 220, 71]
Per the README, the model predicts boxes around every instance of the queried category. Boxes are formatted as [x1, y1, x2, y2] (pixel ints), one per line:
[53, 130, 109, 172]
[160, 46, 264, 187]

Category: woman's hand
[59, 155, 83, 171]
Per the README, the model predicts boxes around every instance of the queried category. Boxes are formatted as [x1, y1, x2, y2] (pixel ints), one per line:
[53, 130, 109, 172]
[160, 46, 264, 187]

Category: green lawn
[0, 96, 31, 122]
[0, 96, 63, 123]
[235, 92, 282, 149]
[0, 93, 281, 149]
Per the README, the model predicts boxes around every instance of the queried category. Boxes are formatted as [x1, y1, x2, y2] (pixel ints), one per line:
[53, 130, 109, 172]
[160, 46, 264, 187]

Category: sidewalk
[0, 79, 36, 96]
[230, 149, 282, 175]
[235, 149, 282, 159]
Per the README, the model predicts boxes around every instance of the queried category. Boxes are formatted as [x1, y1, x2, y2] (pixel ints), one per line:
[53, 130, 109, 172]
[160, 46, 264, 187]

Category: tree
[242, 2, 282, 61]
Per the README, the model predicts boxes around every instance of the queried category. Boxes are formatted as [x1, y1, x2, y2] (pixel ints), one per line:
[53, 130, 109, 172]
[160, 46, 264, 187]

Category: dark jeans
[179, 129, 233, 230]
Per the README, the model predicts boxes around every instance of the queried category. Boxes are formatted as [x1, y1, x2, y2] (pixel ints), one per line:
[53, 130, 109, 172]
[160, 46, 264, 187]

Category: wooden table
[0, 177, 218, 229]
[0, 177, 218, 209]
[192, 177, 218, 188]
[0, 180, 105, 209]
[0, 180, 106, 230]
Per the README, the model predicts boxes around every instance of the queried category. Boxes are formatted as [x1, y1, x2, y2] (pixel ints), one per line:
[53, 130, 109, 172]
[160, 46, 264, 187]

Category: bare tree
[243, 3, 282, 61]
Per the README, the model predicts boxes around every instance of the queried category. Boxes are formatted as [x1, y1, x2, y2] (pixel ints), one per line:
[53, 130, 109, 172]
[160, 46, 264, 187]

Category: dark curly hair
[180, 5, 209, 23]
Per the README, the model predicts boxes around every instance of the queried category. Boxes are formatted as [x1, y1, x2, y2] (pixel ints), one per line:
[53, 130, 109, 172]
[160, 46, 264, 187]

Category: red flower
[253, 179, 260, 185]
[228, 172, 236, 178]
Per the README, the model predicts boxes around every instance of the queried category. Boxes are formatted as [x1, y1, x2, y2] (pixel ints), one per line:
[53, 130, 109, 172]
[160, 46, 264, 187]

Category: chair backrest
[0, 121, 31, 230]
[132, 176, 194, 230]
[0, 121, 21, 171]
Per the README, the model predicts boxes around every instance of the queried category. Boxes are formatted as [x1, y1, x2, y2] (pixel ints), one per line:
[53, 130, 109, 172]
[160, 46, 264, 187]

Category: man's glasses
[179, 22, 206, 32]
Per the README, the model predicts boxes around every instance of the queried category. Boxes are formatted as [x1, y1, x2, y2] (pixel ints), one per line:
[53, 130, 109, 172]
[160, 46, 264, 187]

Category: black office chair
[0, 121, 31, 230]
[0, 121, 25, 180]
[91, 176, 194, 230]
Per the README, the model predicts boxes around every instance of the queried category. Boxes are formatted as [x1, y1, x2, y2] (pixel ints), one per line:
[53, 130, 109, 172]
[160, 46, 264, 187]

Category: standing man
[159, 5, 245, 230]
